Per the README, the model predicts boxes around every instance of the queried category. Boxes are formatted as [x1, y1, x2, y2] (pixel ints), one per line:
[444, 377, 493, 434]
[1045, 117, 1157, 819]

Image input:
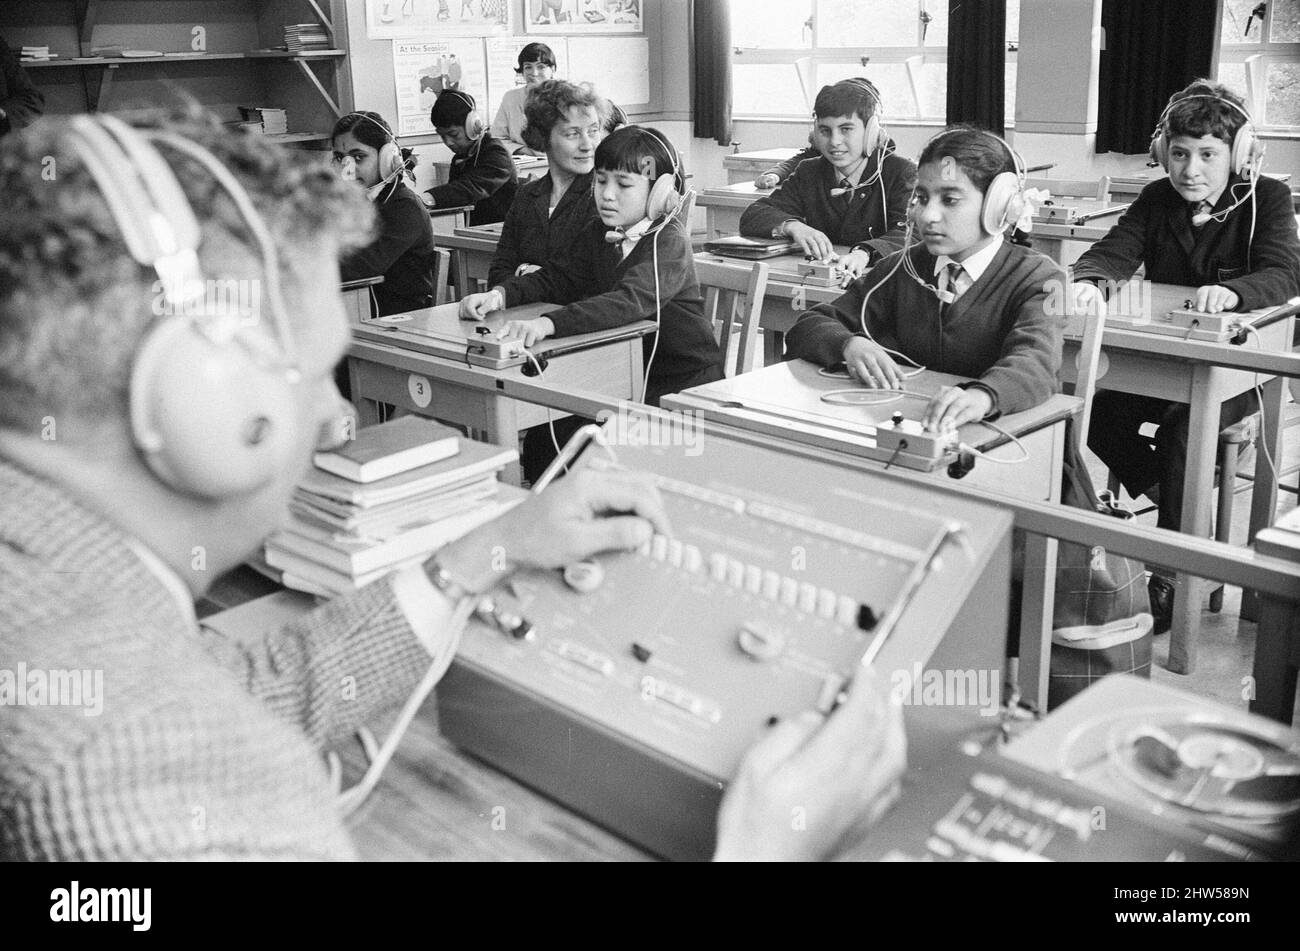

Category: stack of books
[20, 46, 54, 63]
[265, 417, 522, 596]
[238, 106, 288, 135]
[283, 23, 330, 54]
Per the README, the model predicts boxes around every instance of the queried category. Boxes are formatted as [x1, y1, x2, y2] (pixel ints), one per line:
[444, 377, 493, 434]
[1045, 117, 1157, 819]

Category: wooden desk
[722, 147, 800, 184]
[662, 359, 1080, 708]
[1030, 196, 1131, 267]
[1057, 283, 1297, 673]
[697, 181, 770, 240]
[1250, 506, 1300, 724]
[340, 276, 383, 323]
[346, 302, 652, 484]
[1108, 170, 1291, 200]
[441, 223, 503, 298]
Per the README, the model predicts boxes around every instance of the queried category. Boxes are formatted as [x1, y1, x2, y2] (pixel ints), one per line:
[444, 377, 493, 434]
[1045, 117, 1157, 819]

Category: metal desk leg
[1242, 375, 1286, 622]
[485, 397, 523, 486]
[348, 357, 384, 427]
[1017, 532, 1058, 710]
[1169, 366, 1219, 674]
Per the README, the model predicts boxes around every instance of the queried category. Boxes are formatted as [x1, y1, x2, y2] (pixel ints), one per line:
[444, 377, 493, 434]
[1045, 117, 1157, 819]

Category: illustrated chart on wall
[525, 0, 643, 33]
[367, 0, 515, 38]
[393, 38, 490, 135]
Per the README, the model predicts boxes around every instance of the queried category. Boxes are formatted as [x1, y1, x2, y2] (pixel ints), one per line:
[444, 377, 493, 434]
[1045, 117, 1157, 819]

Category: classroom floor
[199, 402, 1300, 726]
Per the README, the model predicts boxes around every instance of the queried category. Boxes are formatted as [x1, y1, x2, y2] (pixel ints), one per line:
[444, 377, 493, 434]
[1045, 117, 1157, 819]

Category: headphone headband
[920, 126, 1027, 236]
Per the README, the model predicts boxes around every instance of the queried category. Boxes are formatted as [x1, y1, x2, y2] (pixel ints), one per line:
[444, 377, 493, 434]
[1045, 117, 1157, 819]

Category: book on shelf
[313, 416, 460, 484]
[284, 24, 331, 54]
[238, 106, 288, 135]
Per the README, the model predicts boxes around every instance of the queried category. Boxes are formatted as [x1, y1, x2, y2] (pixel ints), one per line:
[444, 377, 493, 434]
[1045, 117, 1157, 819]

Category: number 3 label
[407, 374, 432, 408]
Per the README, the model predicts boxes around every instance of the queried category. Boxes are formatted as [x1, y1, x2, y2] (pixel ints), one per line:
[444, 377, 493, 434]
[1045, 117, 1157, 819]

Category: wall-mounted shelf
[24, 50, 346, 68]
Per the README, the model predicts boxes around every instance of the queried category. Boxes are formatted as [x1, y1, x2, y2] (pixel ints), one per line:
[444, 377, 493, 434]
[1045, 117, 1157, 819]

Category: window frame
[728, 0, 1017, 125]
[1215, 1, 1300, 133]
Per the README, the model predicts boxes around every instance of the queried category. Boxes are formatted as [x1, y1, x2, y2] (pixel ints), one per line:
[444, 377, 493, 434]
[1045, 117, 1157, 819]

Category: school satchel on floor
[1048, 447, 1154, 710]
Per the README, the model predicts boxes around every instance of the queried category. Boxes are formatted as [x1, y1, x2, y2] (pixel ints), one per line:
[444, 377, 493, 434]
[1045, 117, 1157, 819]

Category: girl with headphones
[786, 125, 1065, 433]
[333, 111, 437, 317]
[486, 125, 723, 406]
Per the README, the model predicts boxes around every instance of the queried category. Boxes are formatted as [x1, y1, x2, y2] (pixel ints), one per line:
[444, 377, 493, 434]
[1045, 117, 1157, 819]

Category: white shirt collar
[122, 535, 199, 631]
[619, 217, 652, 257]
[933, 236, 1002, 284]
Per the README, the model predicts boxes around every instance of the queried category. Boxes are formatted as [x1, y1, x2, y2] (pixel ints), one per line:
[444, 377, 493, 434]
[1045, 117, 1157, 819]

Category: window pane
[922, 0, 947, 48]
[1271, 0, 1300, 41]
[1265, 61, 1300, 125]
[817, 0, 919, 48]
[914, 62, 946, 119]
[1006, 0, 1021, 46]
[1221, 0, 1263, 44]
[731, 0, 812, 49]
[817, 62, 917, 118]
[733, 63, 813, 115]
[1217, 61, 1248, 98]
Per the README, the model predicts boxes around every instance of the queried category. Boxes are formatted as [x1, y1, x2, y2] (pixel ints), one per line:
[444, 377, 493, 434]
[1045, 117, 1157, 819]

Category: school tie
[1190, 200, 1213, 228]
[832, 177, 854, 205]
[943, 262, 968, 303]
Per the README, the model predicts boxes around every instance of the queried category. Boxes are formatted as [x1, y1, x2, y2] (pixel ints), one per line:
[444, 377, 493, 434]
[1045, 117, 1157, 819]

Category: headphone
[63, 114, 305, 498]
[814, 78, 885, 158]
[438, 89, 485, 140]
[919, 127, 1028, 237]
[338, 112, 410, 199]
[1149, 91, 1261, 176]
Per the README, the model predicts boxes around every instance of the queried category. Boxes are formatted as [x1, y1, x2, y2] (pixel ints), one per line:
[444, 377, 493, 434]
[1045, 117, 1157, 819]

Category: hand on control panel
[922, 385, 992, 434]
[432, 468, 672, 594]
[713, 671, 906, 861]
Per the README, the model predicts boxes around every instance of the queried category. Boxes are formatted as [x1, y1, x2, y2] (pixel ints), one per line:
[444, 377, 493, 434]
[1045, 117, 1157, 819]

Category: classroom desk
[1250, 505, 1300, 724]
[1056, 284, 1297, 674]
[722, 147, 800, 184]
[662, 359, 1080, 708]
[346, 302, 653, 485]
[1030, 196, 1131, 268]
[340, 275, 383, 323]
[433, 154, 548, 187]
[696, 181, 772, 240]
[1107, 170, 1291, 200]
[440, 222, 503, 297]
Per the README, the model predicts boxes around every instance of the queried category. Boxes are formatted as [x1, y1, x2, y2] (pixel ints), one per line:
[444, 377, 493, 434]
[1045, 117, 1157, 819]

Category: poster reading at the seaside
[392, 39, 488, 135]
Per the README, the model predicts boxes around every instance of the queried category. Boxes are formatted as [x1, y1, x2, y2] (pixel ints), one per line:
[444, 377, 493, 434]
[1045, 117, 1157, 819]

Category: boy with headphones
[467, 125, 723, 407]
[739, 79, 917, 288]
[0, 111, 904, 861]
[786, 126, 1065, 433]
[1071, 80, 1300, 630]
[425, 89, 519, 226]
[333, 111, 437, 317]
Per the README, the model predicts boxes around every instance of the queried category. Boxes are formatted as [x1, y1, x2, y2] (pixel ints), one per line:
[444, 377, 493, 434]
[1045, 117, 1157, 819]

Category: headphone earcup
[863, 114, 881, 156]
[130, 319, 296, 498]
[465, 109, 484, 140]
[377, 141, 403, 180]
[981, 171, 1022, 236]
[646, 173, 680, 221]
[1231, 123, 1257, 175]
[1150, 128, 1169, 171]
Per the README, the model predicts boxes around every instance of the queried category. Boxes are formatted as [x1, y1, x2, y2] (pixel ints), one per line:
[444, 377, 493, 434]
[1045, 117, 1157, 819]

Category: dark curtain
[692, 0, 732, 145]
[945, 0, 1006, 135]
[1094, 0, 1218, 154]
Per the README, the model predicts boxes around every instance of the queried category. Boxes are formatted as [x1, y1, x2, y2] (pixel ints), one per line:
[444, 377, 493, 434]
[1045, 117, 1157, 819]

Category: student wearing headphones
[786, 126, 1065, 433]
[333, 111, 437, 317]
[464, 125, 723, 407]
[425, 89, 518, 226]
[739, 79, 917, 287]
[490, 41, 557, 155]
[1070, 80, 1300, 631]
[0, 110, 904, 862]
[481, 80, 606, 291]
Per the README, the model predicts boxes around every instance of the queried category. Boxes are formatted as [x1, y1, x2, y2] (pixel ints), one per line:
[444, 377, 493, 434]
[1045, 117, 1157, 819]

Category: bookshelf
[3, 0, 353, 145]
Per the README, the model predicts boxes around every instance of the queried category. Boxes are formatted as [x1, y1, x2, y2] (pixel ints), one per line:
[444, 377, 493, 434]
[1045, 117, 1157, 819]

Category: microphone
[605, 228, 624, 244]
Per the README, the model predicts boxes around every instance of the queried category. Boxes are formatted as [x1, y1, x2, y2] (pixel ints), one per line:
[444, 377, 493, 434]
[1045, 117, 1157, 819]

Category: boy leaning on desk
[0, 109, 904, 863]
[1069, 79, 1300, 633]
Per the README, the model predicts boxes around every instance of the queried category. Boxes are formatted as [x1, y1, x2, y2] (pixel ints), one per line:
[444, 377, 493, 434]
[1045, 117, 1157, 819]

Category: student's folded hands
[459, 288, 506, 321]
[923, 385, 993, 433]
[842, 336, 904, 389]
[497, 316, 555, 347]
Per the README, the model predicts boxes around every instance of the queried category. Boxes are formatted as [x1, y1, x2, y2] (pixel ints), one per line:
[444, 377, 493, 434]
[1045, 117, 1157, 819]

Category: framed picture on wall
[526, 0, 644, 34]
[367, 0, 514, 39]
